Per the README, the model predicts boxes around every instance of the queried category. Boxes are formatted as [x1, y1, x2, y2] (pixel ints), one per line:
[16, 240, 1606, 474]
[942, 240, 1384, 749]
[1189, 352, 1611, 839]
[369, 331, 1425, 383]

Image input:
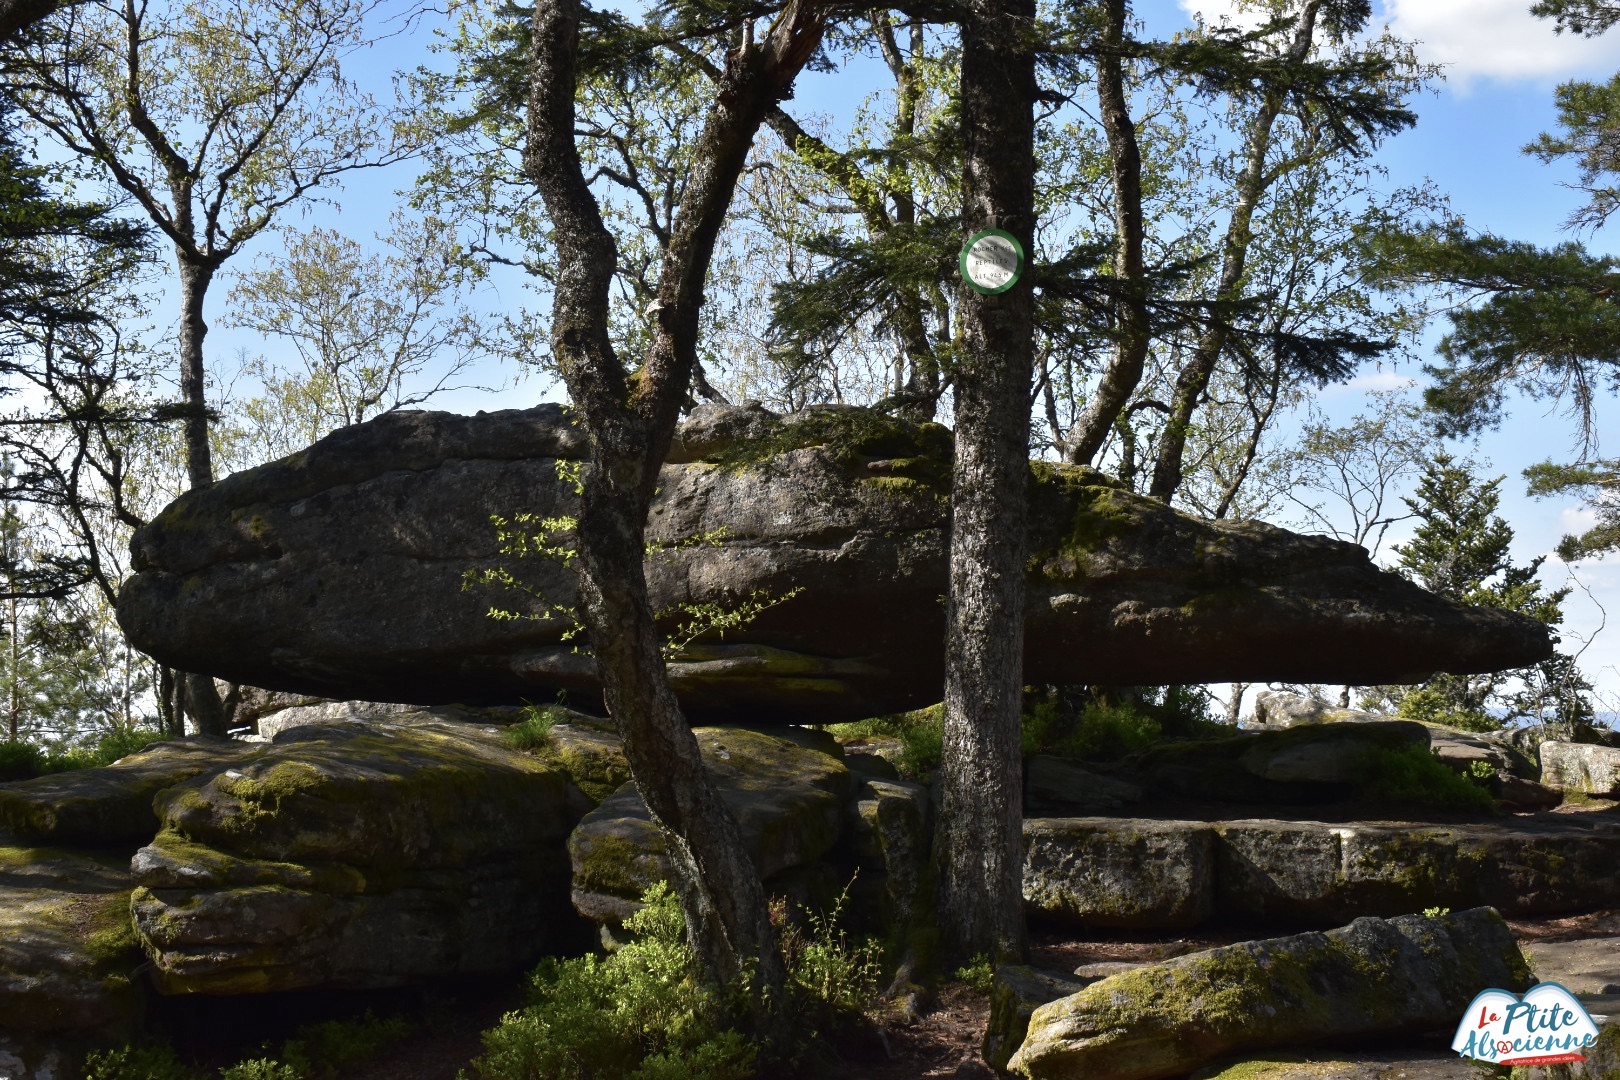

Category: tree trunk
[934, 0, 1036, 967]
[175, 256, 231, 735]
[1063, 0, 1151, 466]
[176, 257, 215, 491]
[525, 0, 824, 1030]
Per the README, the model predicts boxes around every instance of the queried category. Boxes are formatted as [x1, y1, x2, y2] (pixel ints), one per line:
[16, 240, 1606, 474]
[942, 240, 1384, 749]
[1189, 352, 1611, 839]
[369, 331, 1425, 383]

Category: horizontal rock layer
[117, 404, 1552, 723]
[1023, 815, 1620, 928]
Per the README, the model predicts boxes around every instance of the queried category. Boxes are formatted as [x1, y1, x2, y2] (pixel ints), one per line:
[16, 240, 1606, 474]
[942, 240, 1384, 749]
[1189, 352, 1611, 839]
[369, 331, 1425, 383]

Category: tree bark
[1148, 1, 1320, 502]
[1063, 0, 1151, 466]
[934, 0, 1036, 967]
[526, 0, 823, 1024]
[176, 257, 215, 491]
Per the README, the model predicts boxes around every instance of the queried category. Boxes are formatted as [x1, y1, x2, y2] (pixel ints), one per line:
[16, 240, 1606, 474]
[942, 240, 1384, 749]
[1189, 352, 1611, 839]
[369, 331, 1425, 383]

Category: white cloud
[1176, 0, 1620, 87]
[1328, 370, 1418, 394]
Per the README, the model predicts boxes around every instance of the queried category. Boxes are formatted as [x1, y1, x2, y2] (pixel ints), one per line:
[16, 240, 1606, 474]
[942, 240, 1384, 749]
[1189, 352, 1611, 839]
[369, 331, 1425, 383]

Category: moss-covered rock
[129, 719, 587, 994]
[118, 403, 1551, 723]
[0, 845, 143, 1038]
[1008, 908, 1533, 1080]
[984, 965, 1090, 1072]
[0, 736, 258, 845]
[1022, 818, 1215, 929]
[1020, 815, 1620, 930]
[1541, 742, 1620, 799]
[568, 726, 851, 924]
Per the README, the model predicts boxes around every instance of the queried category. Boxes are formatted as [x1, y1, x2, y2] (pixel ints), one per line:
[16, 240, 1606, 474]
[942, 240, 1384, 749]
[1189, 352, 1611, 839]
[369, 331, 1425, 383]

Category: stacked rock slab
[568, 727, 853, 924]
[130, 716, 585, 994]
[1022, 815, 1620, 928]
[116, 403, 1553, 723]
[1007, 907, 1533, 1080]
[1540, 741, 1620, 798]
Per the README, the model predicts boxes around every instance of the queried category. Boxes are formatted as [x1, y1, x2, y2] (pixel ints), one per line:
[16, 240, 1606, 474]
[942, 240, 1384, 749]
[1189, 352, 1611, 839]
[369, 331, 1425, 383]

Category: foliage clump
[468, 881, 884, 1080]
[825, 704, 944, 779]
[1357, 744, 1497, 815]
[81, 1013, 409, 1080]
[503, 702, 564, 751]
[1022, 686, 1221, 762]
[0, 726, 170, 781]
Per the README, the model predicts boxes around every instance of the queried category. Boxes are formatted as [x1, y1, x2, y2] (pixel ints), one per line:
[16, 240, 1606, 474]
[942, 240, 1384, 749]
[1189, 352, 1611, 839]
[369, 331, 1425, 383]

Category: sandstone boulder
[846, 776, 931, 937]
[1540, 741, 1620, 798]
[0, 844, 143, 1038]
[1020, 815, 1620, 929]
[0, 736, 257, 845]
[1007, 908, 1534, 1080]
[984, 965, 1090, 1072]
[1023, 818, 1214, 929]
[130, 717, 586, 994]
[568, 726, 852, 923]
[1024, 756, 1143, 815]
[1129, 720, 1433, 804]
[117, 404, 1553, 723]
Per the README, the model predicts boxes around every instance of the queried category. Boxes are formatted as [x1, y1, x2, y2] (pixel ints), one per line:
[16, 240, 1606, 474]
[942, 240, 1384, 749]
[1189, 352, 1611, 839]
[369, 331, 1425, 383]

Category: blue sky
[196, 0, 1620, 711]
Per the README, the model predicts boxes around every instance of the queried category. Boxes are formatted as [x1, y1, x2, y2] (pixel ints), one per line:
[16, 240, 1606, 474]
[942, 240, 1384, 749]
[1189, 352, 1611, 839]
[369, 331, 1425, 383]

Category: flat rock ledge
[1006, 907, 1533, 1080]
[1023, 816, 1620, 928]
[116, 403, 1552, 722]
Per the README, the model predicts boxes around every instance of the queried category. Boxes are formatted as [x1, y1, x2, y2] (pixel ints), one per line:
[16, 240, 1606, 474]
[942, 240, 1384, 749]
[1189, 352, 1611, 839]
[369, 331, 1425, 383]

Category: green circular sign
[960, 228, 1025, 294]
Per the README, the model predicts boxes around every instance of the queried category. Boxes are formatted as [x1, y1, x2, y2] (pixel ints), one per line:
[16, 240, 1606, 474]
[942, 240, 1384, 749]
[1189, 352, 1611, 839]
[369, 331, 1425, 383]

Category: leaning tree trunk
[526, 0, 823, 1029]
[934, 0, 1037, 967]
[1062, 0, 1151, 466]
[1148, 1, 1320, 503]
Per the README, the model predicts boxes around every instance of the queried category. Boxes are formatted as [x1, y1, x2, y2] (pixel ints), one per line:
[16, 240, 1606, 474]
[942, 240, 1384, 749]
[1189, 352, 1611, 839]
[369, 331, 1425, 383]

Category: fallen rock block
[1021, 816, 1620, 930]
[984, 965, 1090, 1071]
[1540, 741, 1620, 798]
[1008, 907, 1534, 1080]
[568, 727, 851, 923]
[1024, 756, 1143, 814]
[1022, 819, 1214, 929]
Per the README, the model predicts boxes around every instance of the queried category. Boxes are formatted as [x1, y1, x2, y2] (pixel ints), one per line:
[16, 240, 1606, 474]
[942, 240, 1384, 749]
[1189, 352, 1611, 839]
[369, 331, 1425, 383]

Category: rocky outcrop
[1023, 757, 1142, 815]
[0, 737, 256, 845]
[1540, 741, 1620, 798]
[1007, 908, 1534, 1080]
[1023, 819, 1214, 929]
[568, 726, 852, 924]
[1128, 720, 1434, 805]
[1022, 815, 1620, 928]
[0, 845, 143, 1038]
[129, 716, 586, 994]
[116, 404, 1553, 723]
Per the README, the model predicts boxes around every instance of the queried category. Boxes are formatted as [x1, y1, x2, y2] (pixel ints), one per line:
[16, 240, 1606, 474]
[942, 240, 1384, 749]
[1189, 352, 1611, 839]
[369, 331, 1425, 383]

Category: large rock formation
[1006, 908, 1533, 1080]
[116, 403, 1553, 723]
[129, 714, 586, 994]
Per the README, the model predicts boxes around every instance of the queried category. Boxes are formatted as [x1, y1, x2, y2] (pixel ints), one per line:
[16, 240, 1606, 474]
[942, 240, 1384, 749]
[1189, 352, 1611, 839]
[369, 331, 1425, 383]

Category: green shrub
[1022, 699, 1161, 761]
[503, 703, 561, 751]
[0, 740, 42, 781]
[82, 1045, 198, 1080]
[953, 954, 995, 993]
[776, 885, 884, 1019]
[273, 1013, 409, 1080]
[466, 882, 757, 1080]
[1394, 685, 1500, 733]
[826, 704, 943, 779]
[219, 1061, 301, 1080]
[1359, 744, 1497, 814]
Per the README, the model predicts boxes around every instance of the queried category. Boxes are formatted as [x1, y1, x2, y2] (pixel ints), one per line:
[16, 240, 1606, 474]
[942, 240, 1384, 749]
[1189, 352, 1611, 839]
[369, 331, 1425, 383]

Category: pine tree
[1379, 453, 1590, 731]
